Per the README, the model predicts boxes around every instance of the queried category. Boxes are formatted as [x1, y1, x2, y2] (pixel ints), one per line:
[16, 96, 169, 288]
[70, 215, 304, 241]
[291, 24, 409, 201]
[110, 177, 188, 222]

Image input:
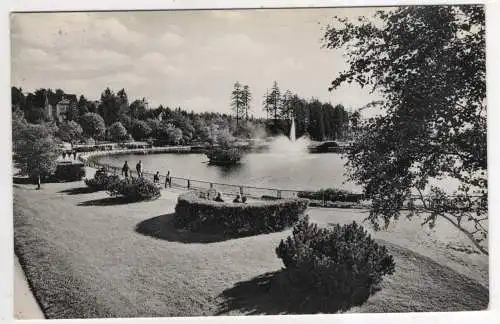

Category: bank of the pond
[77, 146, 364, 202]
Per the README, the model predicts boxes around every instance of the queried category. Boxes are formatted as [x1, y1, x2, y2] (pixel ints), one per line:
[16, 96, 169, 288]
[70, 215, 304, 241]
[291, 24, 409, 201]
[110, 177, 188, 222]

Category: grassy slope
[13, 176, 488, 318]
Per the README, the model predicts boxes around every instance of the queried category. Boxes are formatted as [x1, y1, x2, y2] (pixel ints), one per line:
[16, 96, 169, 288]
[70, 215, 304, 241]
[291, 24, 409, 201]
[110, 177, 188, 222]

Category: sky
[11, 8, 383, 117]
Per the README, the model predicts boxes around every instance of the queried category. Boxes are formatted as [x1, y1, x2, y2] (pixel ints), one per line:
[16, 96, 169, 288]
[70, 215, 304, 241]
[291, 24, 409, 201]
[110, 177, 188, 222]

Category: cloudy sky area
[11, 8, 382, 117]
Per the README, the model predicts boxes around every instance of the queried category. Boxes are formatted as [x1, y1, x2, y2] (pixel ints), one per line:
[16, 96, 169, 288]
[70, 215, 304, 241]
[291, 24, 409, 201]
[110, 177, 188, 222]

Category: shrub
[84, 168, 119, 191]
[54, 162, 86, 181]
[107, 177, 161, 201]
[276, 216, 395, 308]
[174, 191, 309, 237]
[206, 148, 242, 165]
[297, 188, 363, 203]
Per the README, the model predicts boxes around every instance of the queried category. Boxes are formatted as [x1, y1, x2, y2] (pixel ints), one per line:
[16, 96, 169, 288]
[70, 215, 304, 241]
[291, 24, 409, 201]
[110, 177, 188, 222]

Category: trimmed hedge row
[298, 188, 363, 203]
[174, 191, 309, 237]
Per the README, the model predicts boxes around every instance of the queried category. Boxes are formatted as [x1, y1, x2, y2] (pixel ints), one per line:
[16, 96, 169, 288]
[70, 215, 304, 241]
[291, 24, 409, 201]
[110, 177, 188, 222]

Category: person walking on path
[122, 161, 130, 178]
[136, 161, 143, 178]
[164, 170, 171, 188]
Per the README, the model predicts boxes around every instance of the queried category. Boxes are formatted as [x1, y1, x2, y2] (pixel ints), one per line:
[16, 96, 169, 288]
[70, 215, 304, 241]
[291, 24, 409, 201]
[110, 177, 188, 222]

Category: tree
[79, 112, 106, 140]
[280, 89, 294, 119]
[130, 119, 152, 141]
[57, 121, 83, 145]
[241, 85, 252, 120]
[12, 87, 26, 111]
[116, 88, 129, 116]
[77, 95, 89, 116]
[157, 121, 183, 145]
[12, 107, 28, 137]
[108, 122, 128, 142]
[146, 118, 160, 138]
[323, 6, 487, 254]
[13, 123, 60, 183]
[128, 98, 148, 120]
[231, 81, 244, 127]
[98, 88, 122, 125]
[263, 81, 282, 123]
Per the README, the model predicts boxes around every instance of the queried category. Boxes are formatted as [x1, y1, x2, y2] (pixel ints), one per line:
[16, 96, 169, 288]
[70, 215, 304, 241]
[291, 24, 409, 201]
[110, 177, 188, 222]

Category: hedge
[174, 191, 309, 237]
[297, 188, 363, 203]
[276, 216, 395, 309]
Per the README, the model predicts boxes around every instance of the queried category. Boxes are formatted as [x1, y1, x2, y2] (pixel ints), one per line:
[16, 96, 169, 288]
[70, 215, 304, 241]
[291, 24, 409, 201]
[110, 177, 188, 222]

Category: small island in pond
[206, 147, 242, 165]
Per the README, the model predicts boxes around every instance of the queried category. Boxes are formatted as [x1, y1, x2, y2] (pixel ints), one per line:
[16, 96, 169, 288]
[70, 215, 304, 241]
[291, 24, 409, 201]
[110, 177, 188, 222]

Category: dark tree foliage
[98, 88, 127, 125]
[231, 81, 244, 127]
[323, 6, 487, 253]
[276, 216, 395, 308]
[79, 113, 106, 140]
[57, 120, 83, 145]
[13, 123, 60, 180]
[130, 119, 152, 141]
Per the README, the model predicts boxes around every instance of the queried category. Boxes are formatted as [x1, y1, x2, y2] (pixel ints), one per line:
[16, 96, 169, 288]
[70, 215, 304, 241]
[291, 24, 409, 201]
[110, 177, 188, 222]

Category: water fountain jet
[268, 118, 310, 155]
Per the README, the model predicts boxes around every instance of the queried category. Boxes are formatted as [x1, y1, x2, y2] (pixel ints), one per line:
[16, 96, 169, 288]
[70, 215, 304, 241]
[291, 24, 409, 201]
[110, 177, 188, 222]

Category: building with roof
[44, 93, 77, 122]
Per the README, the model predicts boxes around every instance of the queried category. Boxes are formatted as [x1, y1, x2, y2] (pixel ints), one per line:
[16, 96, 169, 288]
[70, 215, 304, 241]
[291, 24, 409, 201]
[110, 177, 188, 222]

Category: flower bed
[174, 191, 309, 237]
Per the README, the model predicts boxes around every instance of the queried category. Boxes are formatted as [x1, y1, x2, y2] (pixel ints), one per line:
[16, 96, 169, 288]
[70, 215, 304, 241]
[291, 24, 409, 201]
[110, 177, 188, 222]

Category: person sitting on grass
[214, 192, 224, 202]
[233, 194, 241, 203]
[153, 171, 160, 184]
[242, 196, 247, 203]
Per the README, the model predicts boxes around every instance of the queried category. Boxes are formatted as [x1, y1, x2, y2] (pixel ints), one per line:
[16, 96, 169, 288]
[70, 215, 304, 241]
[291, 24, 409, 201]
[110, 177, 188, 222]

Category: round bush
[276, 216, 395, 309]
[84, 168, 119, 191]
[107, 177, 161, 201]
[174, 191, 309, 237]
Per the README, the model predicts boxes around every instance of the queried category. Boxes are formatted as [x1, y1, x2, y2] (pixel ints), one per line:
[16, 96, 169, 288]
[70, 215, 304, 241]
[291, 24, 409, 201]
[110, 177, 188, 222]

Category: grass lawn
[13, 172, 489, 318]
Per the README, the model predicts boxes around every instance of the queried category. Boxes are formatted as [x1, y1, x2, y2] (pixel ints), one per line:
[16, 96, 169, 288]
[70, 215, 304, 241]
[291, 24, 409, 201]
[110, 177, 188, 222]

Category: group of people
[61, 151, 78, 160]
[213, 193, 247, 204]
[121, 160, 172, 187]
[121, 160, 141, 178]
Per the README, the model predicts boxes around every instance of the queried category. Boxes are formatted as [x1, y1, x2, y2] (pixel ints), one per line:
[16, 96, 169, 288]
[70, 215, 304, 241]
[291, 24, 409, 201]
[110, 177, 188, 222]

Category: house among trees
[44, 93, 78, 122]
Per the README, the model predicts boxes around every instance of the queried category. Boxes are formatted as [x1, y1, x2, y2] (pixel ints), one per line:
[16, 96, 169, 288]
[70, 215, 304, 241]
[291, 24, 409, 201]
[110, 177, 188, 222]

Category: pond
[97, 152, 360, 192]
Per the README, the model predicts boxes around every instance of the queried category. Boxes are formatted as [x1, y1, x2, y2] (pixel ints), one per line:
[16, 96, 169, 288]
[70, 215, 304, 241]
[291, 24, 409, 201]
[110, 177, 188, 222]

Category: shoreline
[76, 146, 364, 200]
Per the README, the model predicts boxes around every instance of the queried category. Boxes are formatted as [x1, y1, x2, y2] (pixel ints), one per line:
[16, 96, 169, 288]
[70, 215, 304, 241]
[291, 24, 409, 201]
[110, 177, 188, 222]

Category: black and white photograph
[7, 1, 493, 320]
